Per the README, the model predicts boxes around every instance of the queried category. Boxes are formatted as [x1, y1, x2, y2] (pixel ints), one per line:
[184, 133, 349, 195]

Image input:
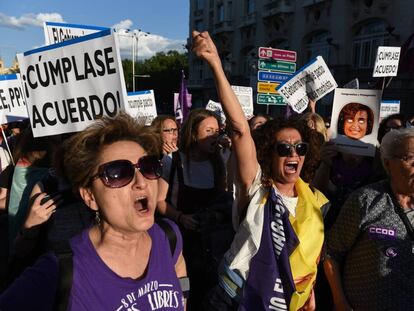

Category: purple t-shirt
[0, 220, 184, 311]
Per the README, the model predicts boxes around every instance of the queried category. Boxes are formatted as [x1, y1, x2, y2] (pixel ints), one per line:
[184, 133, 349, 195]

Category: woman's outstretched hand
[192, 31, 221, 68]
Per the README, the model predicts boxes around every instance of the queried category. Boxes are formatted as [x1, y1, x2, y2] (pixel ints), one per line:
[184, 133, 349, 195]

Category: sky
[0, 0, 190, 66]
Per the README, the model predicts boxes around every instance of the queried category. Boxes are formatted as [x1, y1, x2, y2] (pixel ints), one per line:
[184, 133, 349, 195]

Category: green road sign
[257, 94, 285, 105]
[258, 60, 296, 74]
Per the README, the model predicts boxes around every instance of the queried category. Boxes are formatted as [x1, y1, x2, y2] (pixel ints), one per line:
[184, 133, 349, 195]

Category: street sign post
[257, 94, 285, 105]
[258, 47, 297, 62]
[258, 59, 296, 73]
[257, 82, 279, 94]
[257, 71, 291, 83]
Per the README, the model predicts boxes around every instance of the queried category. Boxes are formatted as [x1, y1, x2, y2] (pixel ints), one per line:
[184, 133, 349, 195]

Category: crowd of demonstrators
[0, 29, 414, 311]
[192, 31, 329, 310]
[156, 108, 233, 310]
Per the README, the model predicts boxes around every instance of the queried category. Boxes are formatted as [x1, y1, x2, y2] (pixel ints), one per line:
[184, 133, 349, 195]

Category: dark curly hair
[253, 117, 308, 186]
[338, 102, 374, 136]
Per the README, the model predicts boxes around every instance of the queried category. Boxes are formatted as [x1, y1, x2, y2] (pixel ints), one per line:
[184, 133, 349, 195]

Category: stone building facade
[188, 0, 414, 116]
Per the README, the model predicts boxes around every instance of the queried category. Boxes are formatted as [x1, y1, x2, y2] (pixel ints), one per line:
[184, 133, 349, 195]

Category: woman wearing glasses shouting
[0, 113, 188, 311]
[192, 31, 329, 311]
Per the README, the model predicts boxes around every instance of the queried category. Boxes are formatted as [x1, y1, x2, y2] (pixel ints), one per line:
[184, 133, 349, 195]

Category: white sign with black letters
[277, 56, 337, 113]
[125, 90, 157, 125]
[231, 85, 254, 119]
[206, 100, 226, 124]
[380, 100, 400, 120]
[17, 29, 127, 137]
[0, 74, 29, 125]
[372, 46, 401, 77]
[43, 21, 109, 45]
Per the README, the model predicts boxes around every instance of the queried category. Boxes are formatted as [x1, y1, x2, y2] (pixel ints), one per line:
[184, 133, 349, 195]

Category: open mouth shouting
[134, 196, 149, 213]
[284, 160, 299, 174]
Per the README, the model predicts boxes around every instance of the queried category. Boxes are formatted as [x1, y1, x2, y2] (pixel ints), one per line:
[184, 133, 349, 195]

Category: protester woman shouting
[192, 31, 329, 311]
[0, 114, 187, 310]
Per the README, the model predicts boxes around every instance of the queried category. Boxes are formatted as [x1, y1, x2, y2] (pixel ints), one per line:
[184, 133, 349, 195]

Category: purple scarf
[240, 187, 299, 310]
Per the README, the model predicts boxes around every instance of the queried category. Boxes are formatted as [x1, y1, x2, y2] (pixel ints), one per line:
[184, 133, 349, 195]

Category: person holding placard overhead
[192, 30, 329, 311]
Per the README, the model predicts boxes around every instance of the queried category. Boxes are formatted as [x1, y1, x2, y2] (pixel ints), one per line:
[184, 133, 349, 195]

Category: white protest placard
[0, 74, 29, 125]
[380, 100, 400, 120]
[43, 21, 109, 45]
[330, 88, 381, 157]
[206, 100, 226, 124]
[17, 29, 128, 137]
[231, 85, 253, 119]
[125, 90, 157, 125]
[277, 56, 337, 113]
[372, 46, 401, 77]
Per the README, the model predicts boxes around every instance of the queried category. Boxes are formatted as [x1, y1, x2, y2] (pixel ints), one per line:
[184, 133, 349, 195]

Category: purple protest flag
[176, 70, 192, 124]
[285, 104, 293, 119]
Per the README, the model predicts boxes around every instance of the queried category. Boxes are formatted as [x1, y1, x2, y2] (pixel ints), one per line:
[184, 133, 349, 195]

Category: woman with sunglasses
[192, 31, 329, 311]
[0, 113, 187, 310]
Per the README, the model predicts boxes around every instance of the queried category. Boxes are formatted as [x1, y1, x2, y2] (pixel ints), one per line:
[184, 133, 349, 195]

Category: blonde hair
[301, 112, 328, 141]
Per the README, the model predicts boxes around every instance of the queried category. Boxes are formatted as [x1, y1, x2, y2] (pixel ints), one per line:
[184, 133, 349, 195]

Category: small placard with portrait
[330, 88, 381, 157]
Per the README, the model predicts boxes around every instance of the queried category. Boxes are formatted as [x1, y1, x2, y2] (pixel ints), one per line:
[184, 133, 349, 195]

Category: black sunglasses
[273, 142, 309, 157]
[91, 155, 162, 188]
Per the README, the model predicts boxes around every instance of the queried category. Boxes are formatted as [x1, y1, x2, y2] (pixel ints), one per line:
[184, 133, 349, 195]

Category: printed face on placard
[338, 103, 374, 140]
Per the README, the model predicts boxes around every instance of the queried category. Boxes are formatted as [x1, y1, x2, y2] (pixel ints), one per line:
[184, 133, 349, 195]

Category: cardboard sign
[0, 74, 29, 124]
[330, 88, 381, 157]
[372, 46, 401, 77]
[17, 29, 128, 137]
[277, 56, 337, 113]
[125, 90, 157, 125]
[206, 100, 226, 124]
[231, 85, 253, 118]
[43, 21, 109, 45]
[380, 100, 400, 120]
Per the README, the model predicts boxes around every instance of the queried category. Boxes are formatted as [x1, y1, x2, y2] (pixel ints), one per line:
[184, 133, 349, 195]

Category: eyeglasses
[90, 155, 162, 188]
[273, 142, 309, 157]
[163, 128, 179, 134]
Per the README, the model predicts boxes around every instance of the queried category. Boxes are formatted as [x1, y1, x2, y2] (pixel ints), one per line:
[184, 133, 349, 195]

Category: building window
[195, 19, 204, 31]
[306, 31, 331, 62]
[353, 20, 390, 68]
[217, 3, 225, 22]
[195, 0, 204, 10]
[246, 0, 255, 14]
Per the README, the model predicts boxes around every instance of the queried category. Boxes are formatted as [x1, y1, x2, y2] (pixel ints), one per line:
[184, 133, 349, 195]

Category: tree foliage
[122, 50, 188, 114]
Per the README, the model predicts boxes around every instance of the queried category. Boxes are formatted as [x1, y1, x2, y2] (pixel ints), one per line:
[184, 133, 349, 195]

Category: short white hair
[380, 127, 414, 167]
